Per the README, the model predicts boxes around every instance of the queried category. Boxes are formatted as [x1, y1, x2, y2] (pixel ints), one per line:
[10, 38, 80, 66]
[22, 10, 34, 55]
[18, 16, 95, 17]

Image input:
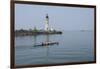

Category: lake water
[15, 31, 94, 66]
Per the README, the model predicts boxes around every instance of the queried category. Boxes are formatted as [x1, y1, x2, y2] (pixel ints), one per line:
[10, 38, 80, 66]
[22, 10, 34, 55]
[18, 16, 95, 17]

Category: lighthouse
[45, 14, 49, 31]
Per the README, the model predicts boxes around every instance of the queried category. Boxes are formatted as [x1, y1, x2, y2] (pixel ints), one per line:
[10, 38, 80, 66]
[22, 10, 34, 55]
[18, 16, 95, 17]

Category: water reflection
[33, 35, 37, 46]
[33, 34, 59, 62]
[15, 31, 94, 65]
[33, 34, 59, 47]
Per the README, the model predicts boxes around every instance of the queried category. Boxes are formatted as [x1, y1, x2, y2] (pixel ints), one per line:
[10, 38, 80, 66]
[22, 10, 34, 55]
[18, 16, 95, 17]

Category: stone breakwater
[15, 30, 62, 36]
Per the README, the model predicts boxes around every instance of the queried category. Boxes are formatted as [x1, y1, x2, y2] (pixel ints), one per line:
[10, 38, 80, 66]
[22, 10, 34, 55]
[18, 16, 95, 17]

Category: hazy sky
[15, 4, 94, 31]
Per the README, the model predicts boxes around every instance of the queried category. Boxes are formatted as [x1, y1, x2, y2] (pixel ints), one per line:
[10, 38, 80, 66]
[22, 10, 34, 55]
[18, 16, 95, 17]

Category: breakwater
[15, 30, 62, 36]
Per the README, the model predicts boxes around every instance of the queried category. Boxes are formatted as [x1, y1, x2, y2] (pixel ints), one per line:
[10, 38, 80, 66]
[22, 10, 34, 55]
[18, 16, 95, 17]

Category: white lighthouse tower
[45, 14, 49, 31]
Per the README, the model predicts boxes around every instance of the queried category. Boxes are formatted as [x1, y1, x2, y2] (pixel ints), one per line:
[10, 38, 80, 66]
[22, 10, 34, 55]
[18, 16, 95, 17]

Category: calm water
[15, 31, 94, 65]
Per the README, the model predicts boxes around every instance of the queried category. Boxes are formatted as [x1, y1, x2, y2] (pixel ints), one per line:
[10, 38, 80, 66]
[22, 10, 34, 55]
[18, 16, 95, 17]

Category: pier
[15, 30, 62, 36]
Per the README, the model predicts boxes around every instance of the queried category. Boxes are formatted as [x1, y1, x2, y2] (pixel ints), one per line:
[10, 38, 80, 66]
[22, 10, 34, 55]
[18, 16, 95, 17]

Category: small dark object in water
[33, 42, 59, 47]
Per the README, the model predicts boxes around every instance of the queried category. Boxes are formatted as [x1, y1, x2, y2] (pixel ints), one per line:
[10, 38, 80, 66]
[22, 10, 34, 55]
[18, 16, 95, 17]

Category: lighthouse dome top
[46, 14, 49, 18]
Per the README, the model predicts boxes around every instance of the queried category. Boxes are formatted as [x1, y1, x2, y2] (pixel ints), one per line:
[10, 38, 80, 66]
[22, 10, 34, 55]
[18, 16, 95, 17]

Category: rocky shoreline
[15, 29, 62, 36]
